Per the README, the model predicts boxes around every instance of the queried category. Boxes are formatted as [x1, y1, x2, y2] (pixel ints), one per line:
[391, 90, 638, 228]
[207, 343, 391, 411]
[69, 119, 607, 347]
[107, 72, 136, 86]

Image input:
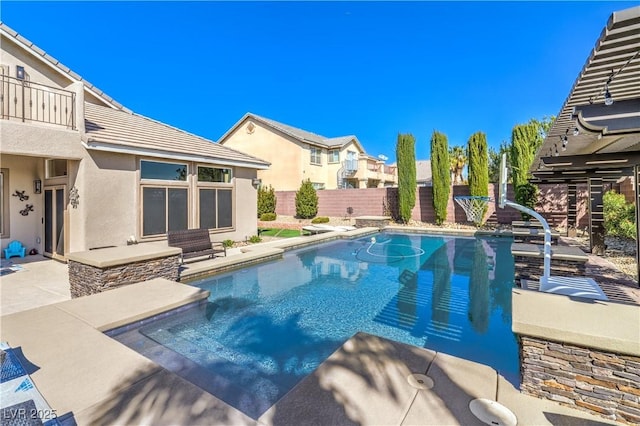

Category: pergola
[531, 6, 640, 281]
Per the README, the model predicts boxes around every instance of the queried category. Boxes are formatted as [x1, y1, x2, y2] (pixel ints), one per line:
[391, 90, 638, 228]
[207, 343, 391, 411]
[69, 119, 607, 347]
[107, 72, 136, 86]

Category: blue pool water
[111, 232, 518, 419]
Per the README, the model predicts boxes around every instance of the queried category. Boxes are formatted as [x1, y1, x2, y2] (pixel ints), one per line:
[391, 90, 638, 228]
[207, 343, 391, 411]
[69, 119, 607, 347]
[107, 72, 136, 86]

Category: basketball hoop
[454, 196, 492, 225]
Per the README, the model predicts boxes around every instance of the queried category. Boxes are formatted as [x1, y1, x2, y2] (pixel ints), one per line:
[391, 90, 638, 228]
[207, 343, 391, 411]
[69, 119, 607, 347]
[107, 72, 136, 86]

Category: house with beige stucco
[218, 113, 397, 191]
[0, 23, 269, 260]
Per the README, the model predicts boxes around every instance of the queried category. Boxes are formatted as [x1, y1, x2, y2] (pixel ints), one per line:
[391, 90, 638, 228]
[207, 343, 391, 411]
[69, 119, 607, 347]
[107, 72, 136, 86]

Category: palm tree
[449, 145, 467, 185]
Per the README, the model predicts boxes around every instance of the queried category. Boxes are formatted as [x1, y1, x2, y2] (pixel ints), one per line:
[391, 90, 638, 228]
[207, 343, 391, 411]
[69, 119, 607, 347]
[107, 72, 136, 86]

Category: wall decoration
[19, 204, 34, 216]
[12, 190, 29, 201]
[69, 186, 79, 208]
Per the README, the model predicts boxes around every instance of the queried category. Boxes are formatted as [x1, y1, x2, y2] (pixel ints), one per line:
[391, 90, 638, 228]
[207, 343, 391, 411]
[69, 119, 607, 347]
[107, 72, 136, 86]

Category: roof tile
[84, 103, 269, 168]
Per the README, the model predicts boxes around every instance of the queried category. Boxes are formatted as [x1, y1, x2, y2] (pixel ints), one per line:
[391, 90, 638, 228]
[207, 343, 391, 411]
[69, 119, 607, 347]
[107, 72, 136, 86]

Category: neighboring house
[218, 113, 397, 191]
[0, 23, 269, 260]
[416, 160, 432, 186]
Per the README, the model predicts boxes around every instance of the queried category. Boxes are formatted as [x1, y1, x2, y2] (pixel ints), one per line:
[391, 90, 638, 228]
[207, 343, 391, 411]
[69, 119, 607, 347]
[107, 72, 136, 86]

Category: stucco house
[0, 23, 269, 260]
[218, 113, 397, 191]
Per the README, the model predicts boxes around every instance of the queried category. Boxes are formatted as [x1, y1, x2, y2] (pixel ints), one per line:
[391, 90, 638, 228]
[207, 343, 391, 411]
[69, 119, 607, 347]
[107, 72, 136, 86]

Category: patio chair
[4, 241, 26, 259]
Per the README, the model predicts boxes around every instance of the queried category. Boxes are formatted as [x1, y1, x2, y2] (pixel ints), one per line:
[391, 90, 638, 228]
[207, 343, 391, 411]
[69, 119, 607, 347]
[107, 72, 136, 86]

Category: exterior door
[44, 186, 66, 259]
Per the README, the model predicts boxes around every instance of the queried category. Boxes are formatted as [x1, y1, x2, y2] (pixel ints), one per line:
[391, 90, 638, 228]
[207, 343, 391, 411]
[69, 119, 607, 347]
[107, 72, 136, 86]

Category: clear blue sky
[3, 1, 635, 163]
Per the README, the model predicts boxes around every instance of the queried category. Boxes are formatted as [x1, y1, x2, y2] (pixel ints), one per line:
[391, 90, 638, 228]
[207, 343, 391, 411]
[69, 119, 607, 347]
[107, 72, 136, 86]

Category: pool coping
[0, 278, 619, 425]
[179, 227, 379, 281]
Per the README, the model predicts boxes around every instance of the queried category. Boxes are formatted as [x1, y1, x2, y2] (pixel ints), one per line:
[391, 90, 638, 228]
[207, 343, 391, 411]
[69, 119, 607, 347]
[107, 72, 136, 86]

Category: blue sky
[3, 1, 635, 163]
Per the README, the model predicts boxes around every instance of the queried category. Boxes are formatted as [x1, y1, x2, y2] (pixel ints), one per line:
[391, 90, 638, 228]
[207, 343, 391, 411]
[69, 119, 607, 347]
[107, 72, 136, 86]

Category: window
[140, 160, 235, 236]
[141, 160, 187, 181]
[0, 169, 8, 238]
[198, 166, 232, 183]
[311, 182, 325, 190]
[199, 188, 233, 229]
[328, 150, 340, 163]
[45, 159, 67, 178]
[142, 187, 188, 236]
[310, 147, 322, 165]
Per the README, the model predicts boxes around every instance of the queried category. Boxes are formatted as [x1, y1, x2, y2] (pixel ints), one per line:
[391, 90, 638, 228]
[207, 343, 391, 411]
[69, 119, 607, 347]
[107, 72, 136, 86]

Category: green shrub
[295, 179, 318, 219]
[260, 212, 277, 221]
[604, 190, 636, 240]
[515, 183, 539, 220]
[257, 185, 277, 218]
[248, 235, 262, 243]
[311, 216, 329, 224]
[222, 239, 234, 248]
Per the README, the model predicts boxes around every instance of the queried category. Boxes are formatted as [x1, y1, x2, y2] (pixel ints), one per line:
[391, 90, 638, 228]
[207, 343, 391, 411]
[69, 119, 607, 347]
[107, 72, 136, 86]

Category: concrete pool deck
[1, 228, 637, 424]
[0, 279, 619, 425]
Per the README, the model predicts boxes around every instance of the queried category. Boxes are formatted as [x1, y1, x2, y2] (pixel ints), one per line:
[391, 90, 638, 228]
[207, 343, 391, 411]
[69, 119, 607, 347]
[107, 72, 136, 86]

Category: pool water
[111, 232, 518, 419]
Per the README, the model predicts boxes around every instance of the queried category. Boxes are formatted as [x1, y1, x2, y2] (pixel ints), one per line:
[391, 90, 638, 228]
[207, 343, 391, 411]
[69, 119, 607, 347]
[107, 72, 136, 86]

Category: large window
[140, 160, 234, 237]
[142, 187, 188, 236]
[310, 147, 322, 165]
[0, 169, 8, 238]
[199, 188, 232, 229]
[328, 150, 340, 163]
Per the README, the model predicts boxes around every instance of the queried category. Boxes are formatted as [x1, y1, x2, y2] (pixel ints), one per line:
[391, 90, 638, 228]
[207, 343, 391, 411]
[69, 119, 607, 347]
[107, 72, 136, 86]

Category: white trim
[83, 140, 270, 170]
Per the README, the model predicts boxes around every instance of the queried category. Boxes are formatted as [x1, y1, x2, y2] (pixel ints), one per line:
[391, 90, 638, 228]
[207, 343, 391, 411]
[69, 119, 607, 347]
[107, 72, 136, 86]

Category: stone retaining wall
[521, 336, 640, 424]
[69, 255, 180, 298]
[355, 217, 390, 228]
[514, 255, 586, 283]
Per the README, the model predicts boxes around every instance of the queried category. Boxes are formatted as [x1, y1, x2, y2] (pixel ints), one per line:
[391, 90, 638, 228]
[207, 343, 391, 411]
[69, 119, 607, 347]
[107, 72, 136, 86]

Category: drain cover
[407, 373, 434, 390]
[469, 398, 517, 426]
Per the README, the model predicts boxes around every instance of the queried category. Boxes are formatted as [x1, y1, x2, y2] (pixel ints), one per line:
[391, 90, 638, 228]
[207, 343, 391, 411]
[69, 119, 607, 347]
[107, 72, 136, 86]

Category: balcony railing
[343, 159, 358, 173]
[1, 75, 75, 129]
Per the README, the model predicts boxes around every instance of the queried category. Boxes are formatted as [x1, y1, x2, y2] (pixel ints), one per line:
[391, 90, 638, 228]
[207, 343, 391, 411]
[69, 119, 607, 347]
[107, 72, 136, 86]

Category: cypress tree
[509, 123, 540, 219]
[509, 123, 538, 189]
[430, 130, 450, 225]
[467, 132, 489, 225]
[396, 133, 417, 223]
[467, 132, 489, 197]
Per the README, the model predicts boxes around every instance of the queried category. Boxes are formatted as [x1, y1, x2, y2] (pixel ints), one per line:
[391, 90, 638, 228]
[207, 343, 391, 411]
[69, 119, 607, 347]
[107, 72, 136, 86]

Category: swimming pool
[111, 232, 517, 419]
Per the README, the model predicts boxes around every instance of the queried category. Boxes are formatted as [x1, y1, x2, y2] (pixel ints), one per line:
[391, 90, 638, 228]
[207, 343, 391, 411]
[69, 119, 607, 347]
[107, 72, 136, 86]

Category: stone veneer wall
[513, 255, 586, 283]
[355, 217, 390, 228]
[521, 336, 640, 424]
[69, 255, 180, 298]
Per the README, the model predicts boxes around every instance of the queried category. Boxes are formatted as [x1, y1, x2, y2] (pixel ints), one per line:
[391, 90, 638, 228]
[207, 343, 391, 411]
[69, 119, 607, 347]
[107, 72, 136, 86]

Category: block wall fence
[274, 184, 590, 227]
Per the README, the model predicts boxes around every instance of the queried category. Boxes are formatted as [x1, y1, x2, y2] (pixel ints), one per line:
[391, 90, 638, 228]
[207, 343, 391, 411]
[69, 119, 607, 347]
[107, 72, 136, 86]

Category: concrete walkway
[0, 255, 70, 316]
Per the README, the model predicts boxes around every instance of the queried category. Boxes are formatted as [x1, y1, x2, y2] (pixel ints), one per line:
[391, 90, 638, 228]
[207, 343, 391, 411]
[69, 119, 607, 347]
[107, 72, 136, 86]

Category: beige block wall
[222, 121, 304, 191]
[0, 155, 44, 254]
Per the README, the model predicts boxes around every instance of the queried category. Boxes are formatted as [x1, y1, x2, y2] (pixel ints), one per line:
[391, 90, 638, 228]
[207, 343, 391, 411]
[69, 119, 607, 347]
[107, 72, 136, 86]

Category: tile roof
[416, 160, 432, 182]
[0, 22, 128, 112]
[219, 113, 366, 152]
[84, 103, 270, 169]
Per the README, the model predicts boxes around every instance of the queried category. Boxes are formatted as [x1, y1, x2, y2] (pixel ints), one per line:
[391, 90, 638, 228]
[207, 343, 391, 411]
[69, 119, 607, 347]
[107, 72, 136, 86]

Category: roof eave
[83, 139, 270, 170]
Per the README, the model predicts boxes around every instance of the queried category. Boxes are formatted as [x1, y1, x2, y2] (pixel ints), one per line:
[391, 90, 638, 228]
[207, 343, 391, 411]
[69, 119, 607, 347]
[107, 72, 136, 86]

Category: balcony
[1, 75, 75, 129]
[343, 159, 358, 173]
